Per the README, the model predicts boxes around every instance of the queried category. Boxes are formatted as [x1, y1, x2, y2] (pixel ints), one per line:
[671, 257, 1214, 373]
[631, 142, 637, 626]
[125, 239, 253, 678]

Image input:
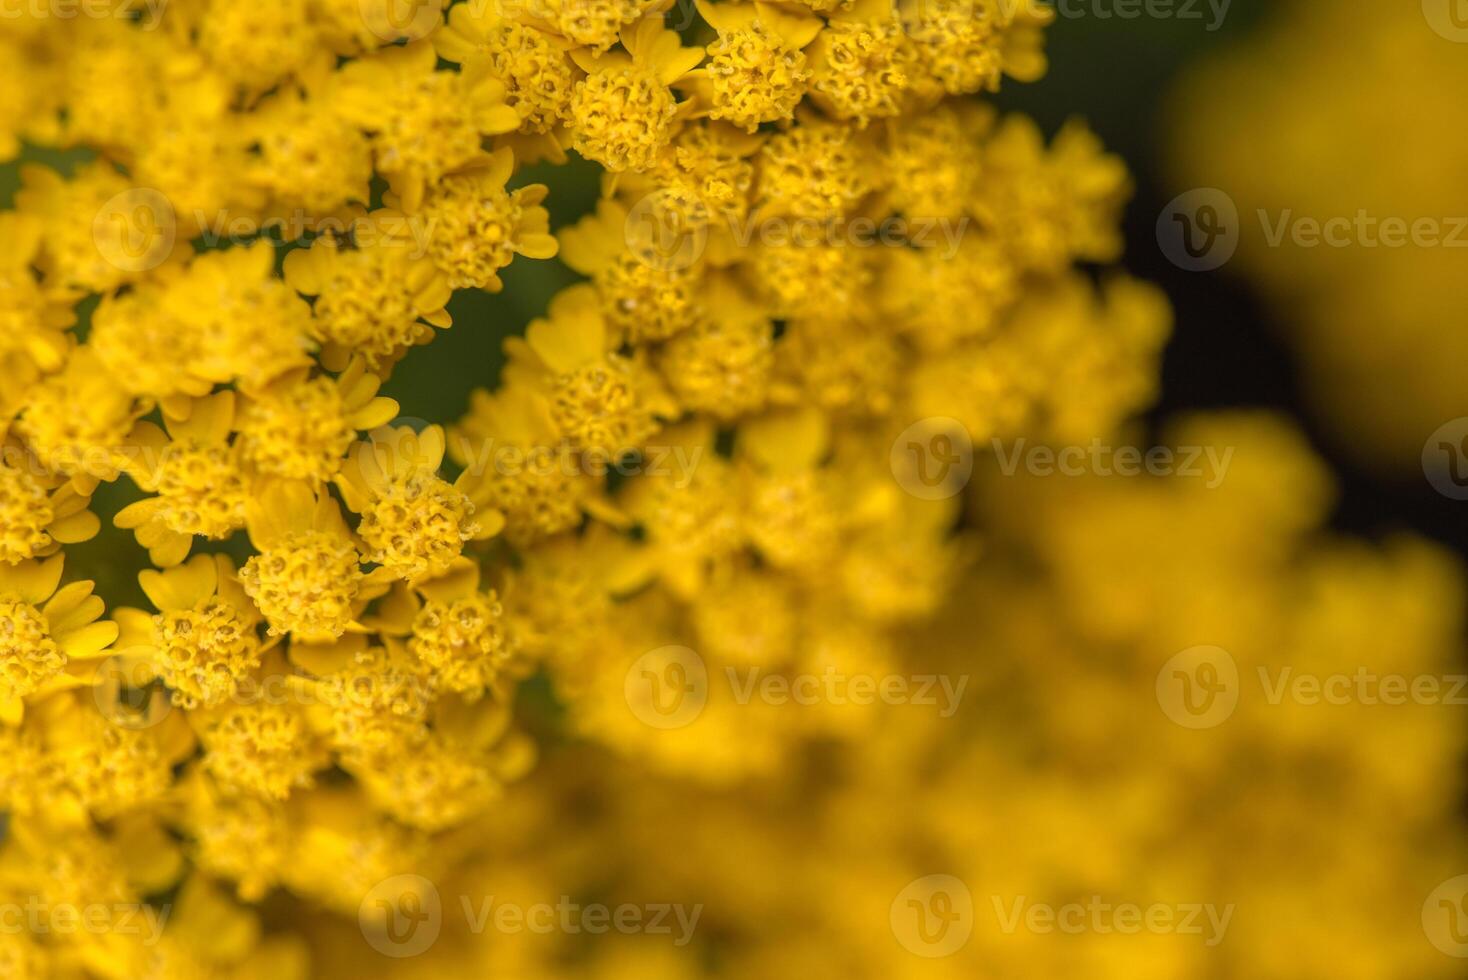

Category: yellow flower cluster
[1168, 0, 1468, 471]
[5, 2, 1447, 978]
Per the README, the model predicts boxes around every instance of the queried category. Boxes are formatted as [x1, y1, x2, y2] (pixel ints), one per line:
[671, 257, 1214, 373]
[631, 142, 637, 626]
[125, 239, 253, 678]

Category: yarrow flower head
[0, 555, 116, 723]
[336, 424, 501, 583]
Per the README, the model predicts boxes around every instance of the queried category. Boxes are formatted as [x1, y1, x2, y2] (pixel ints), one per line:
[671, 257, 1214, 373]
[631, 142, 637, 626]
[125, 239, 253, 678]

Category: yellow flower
[195, 0, 317, 95]
[16, 347, 149, 492]
[115, 553, 266, 710]
[899, 0, 1053, 97]
[246, 57, 376, 217]
[693, 1, 821, 132]
[558, 197, 704, 344]
[115, 391, 247, 568]
[452, 383, 616, 547]
[372, 556, 518, 699]
[877, 100, 988, 220]
[735, 407, 844, 575]
[0, 438, 100, 565]
[614, 420, 743, 598]
[346, 725, 510, 832]
[237, 358, 399, 486]
[568, 19, 706, 173]
[656, 277, 775, 420]
[283, 234, 453, 371]
[0, 555, 117, 724]
[618, 120, 764, 234]
[239, 480, 381, 642]
[287, 632, 434, 754]
[772, 313, 900, 417]
[92, 244, 314, 398]
[179, 773, 291, 901]
[191, 686, 328, 800]
[504, 283, 673, 456]
[878, 235, 1017, 351]
[435, 2, 578, 133]
[0, 212, 73, 387]
[336, 424, 501, 582]
[331, 41, 520, 212]
[397, 148, 559, 291]
[756, 112, 874, 219]
[528, 0, 667, 55]
[978, 115, 1130, 273]
[807, 0, 914, 125]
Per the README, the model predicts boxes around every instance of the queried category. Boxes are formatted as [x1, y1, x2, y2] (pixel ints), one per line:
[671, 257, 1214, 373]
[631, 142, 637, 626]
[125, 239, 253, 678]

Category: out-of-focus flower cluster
[211, 416, 1468, 980]
[1168, 0, 1468, 471]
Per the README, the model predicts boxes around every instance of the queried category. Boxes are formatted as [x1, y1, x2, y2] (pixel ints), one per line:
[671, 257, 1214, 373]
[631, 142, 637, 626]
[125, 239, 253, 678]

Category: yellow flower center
[200, 700, 322, 800]
[758, 123, 871, 220]
[658, 315, 774, 420]
[239, 378, 356, 484]
[706, 23, 811, 131]
[481, 21, 577, 132]
[745, 472, 841, 572]
[599, 252, 702, 344]
[811, 20, 911, 124]
[153, 444, 248, 539]
[410, 591, 511, 695]
[318, 646, 433, 751]
[311, 250, 430, 369]
[548, 0, 653, 52]
[153, 597, 261, 709]
[903, 0, 1005, 96]
[198, 0, 315, 91]
[0, 464, 55, 564]
[373, 71, 489, 186]
[549, 360, 655, 456]
[421, 175, 526, 290]
[358, 475, 479, 582]
[0, 596, 63, 701]
[240, 531, 364, 641]
[475, 445, 588, 546]
[570, 68, 677, 173]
